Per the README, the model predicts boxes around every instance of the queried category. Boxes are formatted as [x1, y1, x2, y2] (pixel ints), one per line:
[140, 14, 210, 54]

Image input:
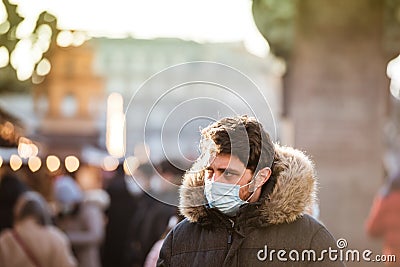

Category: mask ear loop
[241, 167, 271, 202]
[240, 179, 257, 202]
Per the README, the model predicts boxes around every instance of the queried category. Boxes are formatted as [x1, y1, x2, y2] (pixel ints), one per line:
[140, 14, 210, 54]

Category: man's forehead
[208, 153, 246, 169]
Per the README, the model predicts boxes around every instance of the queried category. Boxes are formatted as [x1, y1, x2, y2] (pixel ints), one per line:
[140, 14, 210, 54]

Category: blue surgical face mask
[204, 180, 254, 216]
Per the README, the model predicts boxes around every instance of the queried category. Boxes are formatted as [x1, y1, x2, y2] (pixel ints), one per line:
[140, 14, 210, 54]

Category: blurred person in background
[0, 171, 29, 234]
[54, 174, 109, 267]
[366, 170, 400, 266]
[124, 162, 176, 267]
[153, 159, 186, 206]
[142, 160, 186, 267]
[102, 164, 141, 267]
[0, 191, 77, 267]
[144, 216, 181, 267]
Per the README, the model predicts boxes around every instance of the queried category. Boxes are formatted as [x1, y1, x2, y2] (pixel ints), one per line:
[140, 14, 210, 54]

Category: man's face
[205, 153, 253, 201]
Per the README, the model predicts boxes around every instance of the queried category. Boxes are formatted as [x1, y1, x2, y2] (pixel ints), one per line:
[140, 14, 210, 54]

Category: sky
[7, 0, 270, 57]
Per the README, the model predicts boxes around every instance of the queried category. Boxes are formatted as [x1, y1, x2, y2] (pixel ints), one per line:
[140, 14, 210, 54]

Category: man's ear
[254, 167, 272, 188]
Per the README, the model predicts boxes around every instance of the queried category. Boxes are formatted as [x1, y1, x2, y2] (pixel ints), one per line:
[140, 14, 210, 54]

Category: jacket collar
[179, 144, 317, 225]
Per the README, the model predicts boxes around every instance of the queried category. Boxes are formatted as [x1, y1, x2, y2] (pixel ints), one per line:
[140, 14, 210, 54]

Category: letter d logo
[257, 245, 268, 261]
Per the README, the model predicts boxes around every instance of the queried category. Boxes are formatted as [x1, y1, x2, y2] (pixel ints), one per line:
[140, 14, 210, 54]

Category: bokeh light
[57, 30, 73, 47]
[36, 58, 51, 76]
[17, 137, 37, 158]
[0, 1, 7, 24]
[72, 31, 87, 46]
[10, 154, 22, 171]
[387, 54, 400, 100]
[0, 20, 10, 35]
[0, 121, 15, 143]
[37, 24, 52, 42]
[106, 93, 125, 158]
[10, 38, 36, 81]
[123, 156, 140, 175]
[29, 143, 39, 157]
[16, 17, 36, 39]
[65, 155, 80, 172]
[102, 156, 119, 172]
[46, 155, 60, 172]
[18, 142, 32, 159]
[0, 46, 9, 68]
[28, 156, 41, 172]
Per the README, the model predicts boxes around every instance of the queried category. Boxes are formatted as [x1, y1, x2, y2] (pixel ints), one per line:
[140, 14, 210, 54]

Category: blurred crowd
[1, 150, 399, 267]
[0, 158, 185, 267]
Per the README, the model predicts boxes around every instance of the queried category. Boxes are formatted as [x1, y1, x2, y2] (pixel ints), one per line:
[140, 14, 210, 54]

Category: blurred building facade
[0, 37, 284, 166]
[32, 44, 104, 159]
[91, 38, 283, 162]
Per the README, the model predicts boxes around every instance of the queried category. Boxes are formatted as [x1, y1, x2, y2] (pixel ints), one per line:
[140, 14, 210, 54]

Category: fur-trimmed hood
[179, 144, 317, 225]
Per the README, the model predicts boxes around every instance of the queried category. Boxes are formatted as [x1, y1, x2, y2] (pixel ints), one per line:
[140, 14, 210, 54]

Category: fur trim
[260, 145, 317, 224]
[179, 144, 317, 225]
[179, 162, 208, 223]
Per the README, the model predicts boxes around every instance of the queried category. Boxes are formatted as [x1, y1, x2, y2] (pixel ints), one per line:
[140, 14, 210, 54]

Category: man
[157, 115, 345, 266]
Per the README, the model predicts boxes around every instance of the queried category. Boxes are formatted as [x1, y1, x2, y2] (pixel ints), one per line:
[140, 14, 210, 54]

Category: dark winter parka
[157, 144, 346, 267]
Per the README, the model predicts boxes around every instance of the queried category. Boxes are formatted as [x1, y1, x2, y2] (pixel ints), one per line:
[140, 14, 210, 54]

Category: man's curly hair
[201, 115, 274, 173]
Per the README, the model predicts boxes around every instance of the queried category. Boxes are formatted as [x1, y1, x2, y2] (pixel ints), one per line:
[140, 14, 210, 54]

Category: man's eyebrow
[205, 166, 228, 173]
[219, 167, 240, 174]
[205, 166, 241, 174]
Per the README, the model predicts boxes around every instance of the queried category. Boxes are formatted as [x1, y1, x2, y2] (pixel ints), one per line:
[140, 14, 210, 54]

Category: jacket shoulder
[296, 215, 338, 248]
[172, 218, 201, 237]
[293, 215, 335, 237]
[261, 214, 337, 248]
